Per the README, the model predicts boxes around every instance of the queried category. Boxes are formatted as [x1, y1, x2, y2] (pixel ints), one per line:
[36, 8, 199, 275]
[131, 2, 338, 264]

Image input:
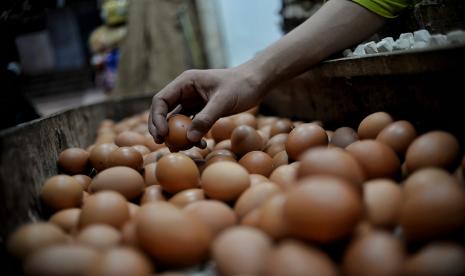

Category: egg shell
[265, 240, 338, 276]
[169, 188, 205, 208]
[140, 185, 166, 205]
[115, 131, 146, 147]
[121, 221, 139, 247]
[107, 147, 143, 171]
[156, 153, 200, 194]
[266, 133, 288, 148]
[343, 231, 406, 276]
[76, 224, 122, 250]
[90, 166, 145, 200]
[269, 164, 297, 190]
[144, 134, 165, 151]
[231, 125, 263, 156]
[49, 208, 81, 233]
[232, 113, 257, 128]
[364, 179, 403, 228]
[285, 123, 328, 161]
[257, 194, 287, 240]
[357, 111, 393, 139]
[331, 127, 359, 148]
[79, 191, 130, 229]
[376, 120, 417, 156]
[87, 247, 154, 276]
[346, 140, 400, 180]
[240, 208, 262, 227]
[402, 167, 458, 198]
[131, 144, 151, 156]
[284, 175, 363, 243]
[249, 174, 269, 186]
[143, 162, 159, 187]
[58, 148, 90, 175]
[211, 117, 236, 142]
[136, 202, 211, 267]
[212, 226, 272, 276]
[23, 245, 100, 276]
[41, 175, 83, 211]
[72, 175, 92, 192]
[405, 131, 460, 172]
[89, 143, 118, 171]
[7, 223, 68, 259]
[205, 149, 236, 161]
[184, 200, 237, 236]
[239, 151, 274, 177]
[403, 242, 465, 276]
[234, 182, 281, 219]
[143, 148, 169, 166]
[201, 161, 250, 202]
[213, 139, 232, 151]
[266, 143, 286, 157]
[270, 119, 293, 137]
[165, 114, 194, 152]
[272, 150, 289, 168]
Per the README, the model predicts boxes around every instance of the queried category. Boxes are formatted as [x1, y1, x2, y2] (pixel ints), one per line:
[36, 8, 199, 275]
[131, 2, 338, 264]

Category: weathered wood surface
[261, 44, 465, 142]
[0, 95, 151, 241]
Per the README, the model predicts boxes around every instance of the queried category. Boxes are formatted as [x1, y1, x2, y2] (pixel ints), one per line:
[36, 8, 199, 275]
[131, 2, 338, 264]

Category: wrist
[234, 56, 276, 95]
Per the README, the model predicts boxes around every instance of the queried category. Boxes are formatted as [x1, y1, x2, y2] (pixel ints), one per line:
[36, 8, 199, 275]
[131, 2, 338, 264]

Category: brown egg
[184, 200, 237, 236]
[298, 147, 365, 189]
[107, 147, 143, 170]
[121, 221, 139, 247]
[266, 143, 286, 157]
[403, 242, 465, 276]
[331, 127, 359, 148]
[140, 185, 166, 205]
[257, 129, 270, 146]
[231, 125, 263, 156]
[143, 148, 169, 166]
[79, 191, 129, 229]
[127, 202, 140, 218]
[232, 113, 257, 128]
[201, 161, 250, 202]
[239, 209, 260, 228]
[164, 114, 195, 152]
[136, 202, 211, 267]
[354, 220, 375, 238]
[343, 231, 406, 276]
[88, 247, 154, 276]
[271, 150, 289, 168]
[248, 174, 267, 186]
[284, 176, 363, 243]
[22, 245, 100, 276]
[144, 134, 165, 151]
[400, 176, 465, 241]
[211, 117, 236, 142]
[214, 139, 232, 151]
[403, 167, 459, 198]
[201, 155, 237, 172]
[90, 166, 145, 200]
[405, 131, 460, 172]
[58, 148, 90, 174]
[41, 175, 83, 210]
[326, 130, 334, 143]
[212, 226, 272, 276]
[358, 111, 393, 139]
[257, 116, 278, 129]
[234, 182, 281, 219]
[76, 224, 122, 250]
[257, 194, 287, 239]
[131, 144, 151, 156]
[49, 208, 81, 233]
[156, 153, 200, 194]
[266, 133, 288, 147]
[169, 188, 205, 208]
[205, 149, 236, 161]
[180, 148, 203, 161]
[364, 179, 402, 228]
[72, 175, 91, 192]
[239, 151, 274, 177]
[115, 131, 145, 147]
[265, 240, 338, 276]
[269, 164, 298, 190]
[143, 162, 158, 187]
[285, 123, 328, 161]
[270, 119, 293, 137]
[376, 120, 417, 156]
[7, 223, 67, 259]
[346, 140, 400, 180]
[89, 143, 118, 171]
[197, 138, 215, 157]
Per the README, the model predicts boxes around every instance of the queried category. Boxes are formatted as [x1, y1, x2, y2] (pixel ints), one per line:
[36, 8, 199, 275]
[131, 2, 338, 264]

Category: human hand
[149, 67, 266, 144]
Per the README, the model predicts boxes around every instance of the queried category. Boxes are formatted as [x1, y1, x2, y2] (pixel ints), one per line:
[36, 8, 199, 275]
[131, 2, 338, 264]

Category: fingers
[187, 95, 227, 143]
[150, 96, 169, 143]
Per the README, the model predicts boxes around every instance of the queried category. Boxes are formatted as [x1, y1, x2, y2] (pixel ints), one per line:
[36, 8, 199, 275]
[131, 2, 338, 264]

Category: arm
[149, 0, 386, 144]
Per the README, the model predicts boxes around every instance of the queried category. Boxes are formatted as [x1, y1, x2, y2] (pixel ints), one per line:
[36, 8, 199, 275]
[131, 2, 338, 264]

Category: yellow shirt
[353, 0, 417, 18]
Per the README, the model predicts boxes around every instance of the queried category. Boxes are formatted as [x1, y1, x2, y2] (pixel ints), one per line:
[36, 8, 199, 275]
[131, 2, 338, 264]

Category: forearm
[239, 0, 386, 90]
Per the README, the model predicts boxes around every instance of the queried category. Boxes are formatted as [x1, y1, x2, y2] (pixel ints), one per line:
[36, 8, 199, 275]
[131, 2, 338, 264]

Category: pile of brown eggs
[6, 108, 465, 276]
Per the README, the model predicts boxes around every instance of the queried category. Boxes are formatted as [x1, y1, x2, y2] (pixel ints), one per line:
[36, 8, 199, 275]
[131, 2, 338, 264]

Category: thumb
[187, 97, 226, 142]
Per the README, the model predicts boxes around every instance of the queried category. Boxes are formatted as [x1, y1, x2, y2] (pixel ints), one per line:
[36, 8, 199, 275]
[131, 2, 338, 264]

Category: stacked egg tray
[1, 94, 464, 275]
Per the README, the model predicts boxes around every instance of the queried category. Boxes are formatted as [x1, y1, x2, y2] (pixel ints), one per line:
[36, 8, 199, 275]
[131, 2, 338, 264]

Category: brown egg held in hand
[358, 111, 393, 139]
[201, 161, 250, 202]
[239, 151, 274, 177]
[165, 114, 195, 152]
[41, 175, 83, 211]
[79, 191, 130, 229]
[7, 223, 67, 259]
[284, 176, 363, 243]
[405, 131, 460, 173]
[90, 166, 145, 200]
[136, 202, 211, 267]
[58, 148, 90, 174]
[212, 226, 272, 276]
[285, 123, 328, 161]
[156, 153, 200, 193]
[265, 240, 338, 276]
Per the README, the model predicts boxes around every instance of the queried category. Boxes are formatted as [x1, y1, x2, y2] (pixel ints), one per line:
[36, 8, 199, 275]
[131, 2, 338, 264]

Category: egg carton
[343, 29, 465, 58]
